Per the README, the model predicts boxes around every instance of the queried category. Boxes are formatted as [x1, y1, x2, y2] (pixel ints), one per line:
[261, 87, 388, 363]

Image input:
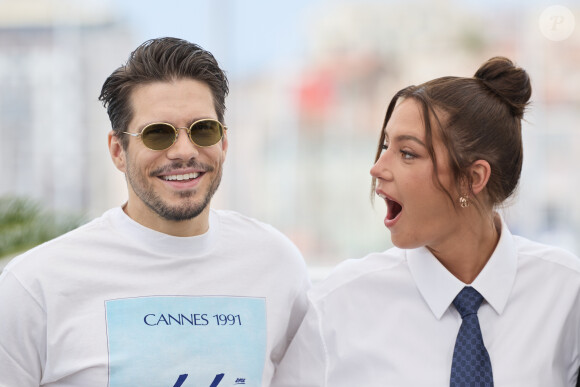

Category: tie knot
[453, 287, 484, 318]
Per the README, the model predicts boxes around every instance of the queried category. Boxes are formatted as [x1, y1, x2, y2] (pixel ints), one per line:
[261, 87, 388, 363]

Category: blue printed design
[105, 296, 266, 387]
[173, 374, 189, 387]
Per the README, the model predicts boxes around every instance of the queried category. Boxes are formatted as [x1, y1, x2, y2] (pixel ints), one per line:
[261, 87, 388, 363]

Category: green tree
[0, 196, 85, 259]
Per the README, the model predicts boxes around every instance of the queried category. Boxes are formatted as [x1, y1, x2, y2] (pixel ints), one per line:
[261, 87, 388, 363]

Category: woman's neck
[428, 212, 500, 284]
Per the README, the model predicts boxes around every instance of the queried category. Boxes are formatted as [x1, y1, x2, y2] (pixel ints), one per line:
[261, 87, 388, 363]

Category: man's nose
[165, 127, 199, 160]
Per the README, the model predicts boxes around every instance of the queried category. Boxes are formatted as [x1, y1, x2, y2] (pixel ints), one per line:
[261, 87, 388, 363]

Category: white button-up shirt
[272, 216, 580, 386]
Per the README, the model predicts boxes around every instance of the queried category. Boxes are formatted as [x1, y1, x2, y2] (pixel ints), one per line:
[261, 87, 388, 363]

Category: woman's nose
[370, 152, 393, 181]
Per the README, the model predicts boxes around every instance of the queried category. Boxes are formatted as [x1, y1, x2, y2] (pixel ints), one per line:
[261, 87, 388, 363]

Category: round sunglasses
[123, 119, 226, 151]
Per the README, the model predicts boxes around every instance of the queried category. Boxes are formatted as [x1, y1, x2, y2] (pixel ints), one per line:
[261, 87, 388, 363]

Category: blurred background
[0, 0, 579, 277]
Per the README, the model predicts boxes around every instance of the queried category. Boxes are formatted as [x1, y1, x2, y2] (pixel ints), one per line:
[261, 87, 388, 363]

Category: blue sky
[109, 0, 314, 77]
[106, 0, 576, 78]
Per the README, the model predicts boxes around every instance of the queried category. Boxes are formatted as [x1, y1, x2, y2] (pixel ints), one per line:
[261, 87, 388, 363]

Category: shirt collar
[108, 206, 220, 257]
[407, 213, 518, 319]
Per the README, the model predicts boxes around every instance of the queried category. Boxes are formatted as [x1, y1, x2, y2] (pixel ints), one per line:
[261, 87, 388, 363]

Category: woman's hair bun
[474, 56, 531, 119]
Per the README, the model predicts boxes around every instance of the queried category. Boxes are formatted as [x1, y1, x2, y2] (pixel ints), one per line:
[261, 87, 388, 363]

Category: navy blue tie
[450, 287, 494, 387]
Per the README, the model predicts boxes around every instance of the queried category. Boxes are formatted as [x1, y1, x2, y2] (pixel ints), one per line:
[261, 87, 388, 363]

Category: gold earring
[459, 195, 470, 208]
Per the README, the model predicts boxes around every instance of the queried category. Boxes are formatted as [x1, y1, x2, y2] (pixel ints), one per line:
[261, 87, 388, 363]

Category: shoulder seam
[310, 294, 330, 386]
[313, 254, 406, 301]
[2, 270, 46, 313]
[519, 250, 580, 274]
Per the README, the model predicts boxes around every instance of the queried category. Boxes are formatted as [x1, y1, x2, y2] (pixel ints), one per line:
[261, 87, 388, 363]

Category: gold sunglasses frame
[122, 118, 227, 151]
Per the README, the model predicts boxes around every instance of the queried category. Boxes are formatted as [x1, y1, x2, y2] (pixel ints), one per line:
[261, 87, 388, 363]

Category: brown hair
[98, 37, 229, 148]
[372, 56, 532, 209]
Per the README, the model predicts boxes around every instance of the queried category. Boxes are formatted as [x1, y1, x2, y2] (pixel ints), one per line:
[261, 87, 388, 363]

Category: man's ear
[468, 159, 491, 195]
[221, 127, 228, 159]
[108, 131, 126, 173]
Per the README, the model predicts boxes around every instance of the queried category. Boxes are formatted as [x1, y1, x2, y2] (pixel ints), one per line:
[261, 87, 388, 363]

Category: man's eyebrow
[385, 133, 426, 147]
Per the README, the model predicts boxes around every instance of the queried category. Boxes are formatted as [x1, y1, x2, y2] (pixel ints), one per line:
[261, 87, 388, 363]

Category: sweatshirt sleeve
[270, 292, 327, 387]
[0, 270, 45, 386]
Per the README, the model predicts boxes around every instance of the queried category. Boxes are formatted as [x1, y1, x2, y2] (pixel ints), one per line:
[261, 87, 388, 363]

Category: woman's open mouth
[377, 192, 403, 227]
[386, 198, 402, 221]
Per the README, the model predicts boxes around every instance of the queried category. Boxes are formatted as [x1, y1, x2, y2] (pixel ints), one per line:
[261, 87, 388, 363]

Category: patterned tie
[450, 287, 494, 387]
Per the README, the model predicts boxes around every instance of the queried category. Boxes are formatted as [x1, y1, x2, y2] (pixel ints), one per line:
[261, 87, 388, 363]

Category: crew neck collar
[106, 206, 220, 258]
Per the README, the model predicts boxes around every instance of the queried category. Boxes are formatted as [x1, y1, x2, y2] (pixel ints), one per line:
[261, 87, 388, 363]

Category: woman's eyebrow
[387, 133, 427, 147]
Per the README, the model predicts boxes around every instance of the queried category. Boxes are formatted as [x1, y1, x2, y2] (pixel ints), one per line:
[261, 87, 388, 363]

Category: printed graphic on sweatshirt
[105, 296, 266, 387]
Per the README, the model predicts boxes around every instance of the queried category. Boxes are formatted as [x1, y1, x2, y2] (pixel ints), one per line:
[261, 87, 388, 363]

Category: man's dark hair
[99, 37, 229, 148]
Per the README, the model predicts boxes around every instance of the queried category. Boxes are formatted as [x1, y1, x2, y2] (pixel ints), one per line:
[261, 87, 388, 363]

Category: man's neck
[123, 203, 210, 237]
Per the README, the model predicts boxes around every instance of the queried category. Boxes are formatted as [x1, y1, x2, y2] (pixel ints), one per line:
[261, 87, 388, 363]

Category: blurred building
[0, 0, 578, 271]
[0, 0, 132, 218]
[223, 0, 580, 264]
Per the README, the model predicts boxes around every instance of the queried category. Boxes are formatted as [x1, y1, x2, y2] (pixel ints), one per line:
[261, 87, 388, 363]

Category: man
[0, 37, 310, 387]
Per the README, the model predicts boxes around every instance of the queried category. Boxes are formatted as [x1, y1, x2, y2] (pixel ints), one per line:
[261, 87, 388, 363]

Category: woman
[272, 57, 580, 386]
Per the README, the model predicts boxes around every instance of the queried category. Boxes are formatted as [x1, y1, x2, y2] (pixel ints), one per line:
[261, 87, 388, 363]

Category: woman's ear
[108, 131, 126, 173]
[468, 159, 491, 195]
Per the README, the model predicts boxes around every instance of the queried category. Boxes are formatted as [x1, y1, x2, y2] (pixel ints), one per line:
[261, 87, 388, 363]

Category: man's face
[109, 78, 227, 233]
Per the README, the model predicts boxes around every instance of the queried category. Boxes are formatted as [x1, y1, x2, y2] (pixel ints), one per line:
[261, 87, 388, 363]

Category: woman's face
[370, 98, 462, 251]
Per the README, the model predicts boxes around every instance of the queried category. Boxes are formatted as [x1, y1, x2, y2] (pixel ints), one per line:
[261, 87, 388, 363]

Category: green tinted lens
[189, 120, 223, 146]
[141, 124, 176, 150]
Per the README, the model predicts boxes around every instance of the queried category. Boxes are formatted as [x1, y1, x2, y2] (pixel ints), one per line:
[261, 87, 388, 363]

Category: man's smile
[160, 172, 201, 181]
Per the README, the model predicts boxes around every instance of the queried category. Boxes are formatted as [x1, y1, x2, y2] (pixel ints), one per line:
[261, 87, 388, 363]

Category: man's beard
[126, 159, 223, 222]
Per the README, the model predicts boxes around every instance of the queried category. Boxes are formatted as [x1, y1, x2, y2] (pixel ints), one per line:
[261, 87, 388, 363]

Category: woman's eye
[400, 150, 416, 160]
